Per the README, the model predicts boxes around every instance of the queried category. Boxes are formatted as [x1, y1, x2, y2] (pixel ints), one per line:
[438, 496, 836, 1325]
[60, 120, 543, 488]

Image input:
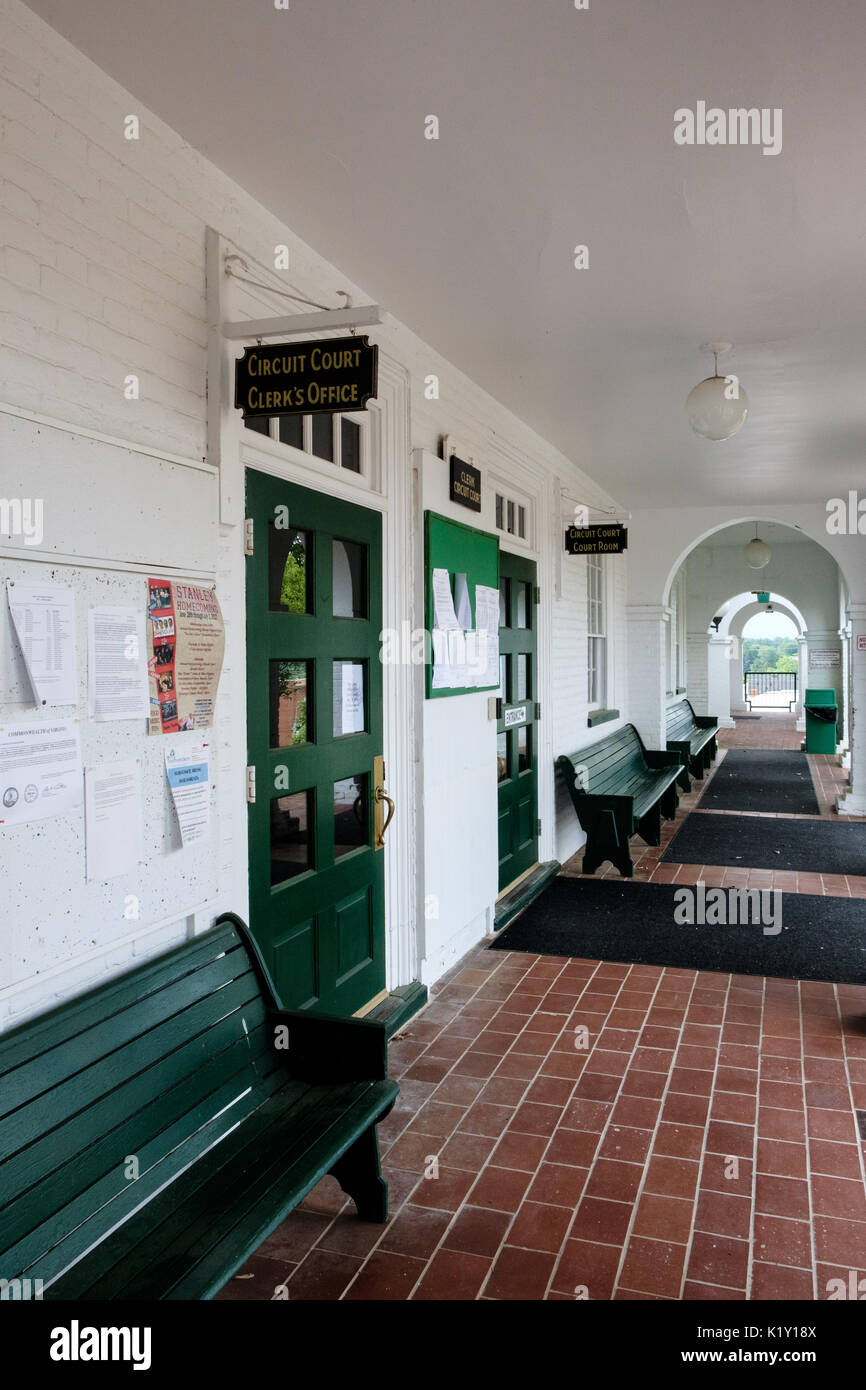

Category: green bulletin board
[425, 510, 500, 698]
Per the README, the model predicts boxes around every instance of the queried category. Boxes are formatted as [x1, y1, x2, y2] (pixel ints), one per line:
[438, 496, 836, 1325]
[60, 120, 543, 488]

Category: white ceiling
[25, 0, 866, 508]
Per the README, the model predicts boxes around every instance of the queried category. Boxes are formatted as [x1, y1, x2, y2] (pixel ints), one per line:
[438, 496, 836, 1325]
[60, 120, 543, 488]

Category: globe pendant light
[745, 523, 771, 569]
[685, 342, 749, 441]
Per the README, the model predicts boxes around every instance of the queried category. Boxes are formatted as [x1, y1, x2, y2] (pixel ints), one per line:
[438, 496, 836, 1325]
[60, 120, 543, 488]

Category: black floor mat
[662, 812, 866, 875]
[489, 876, 866, 983]
[698, 750, 819, 814]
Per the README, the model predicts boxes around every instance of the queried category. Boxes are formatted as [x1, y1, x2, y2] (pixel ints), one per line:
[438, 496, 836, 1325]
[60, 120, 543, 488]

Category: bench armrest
[643, 750, 683, 769]
[266, 1006, 389, 1082]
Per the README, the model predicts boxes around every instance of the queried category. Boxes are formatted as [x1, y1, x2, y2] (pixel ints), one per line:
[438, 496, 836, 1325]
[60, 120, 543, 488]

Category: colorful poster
[147, 579, 225, 735]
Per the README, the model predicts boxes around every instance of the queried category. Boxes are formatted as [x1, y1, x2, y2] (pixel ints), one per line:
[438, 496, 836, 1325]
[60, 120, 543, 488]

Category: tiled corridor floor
[217, 717, 866, 1301]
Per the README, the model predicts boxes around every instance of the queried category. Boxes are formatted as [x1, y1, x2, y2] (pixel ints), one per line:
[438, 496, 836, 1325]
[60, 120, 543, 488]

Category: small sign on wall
[810, 649, 841, 668]
[503, 705, 527, 728]
[449, 455, 481, 512]
[564, 523, 627, 555]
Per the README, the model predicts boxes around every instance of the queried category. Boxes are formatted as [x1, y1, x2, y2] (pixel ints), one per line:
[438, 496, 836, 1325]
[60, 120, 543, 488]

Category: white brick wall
[0, 0, 627, 1021]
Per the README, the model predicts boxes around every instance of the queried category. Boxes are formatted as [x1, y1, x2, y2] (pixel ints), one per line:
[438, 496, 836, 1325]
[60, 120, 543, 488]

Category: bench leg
[676, 761, 691, 793]
[583, 810, 634, 878]
[689, 754, 703, 782]
[660, 783, 679, 820]
[329, 1122, 389, 1222]
[637, 802, 662, 846]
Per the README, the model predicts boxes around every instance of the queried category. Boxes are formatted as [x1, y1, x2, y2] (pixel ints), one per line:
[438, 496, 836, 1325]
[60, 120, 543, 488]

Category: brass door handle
[374, 786, 395, 848]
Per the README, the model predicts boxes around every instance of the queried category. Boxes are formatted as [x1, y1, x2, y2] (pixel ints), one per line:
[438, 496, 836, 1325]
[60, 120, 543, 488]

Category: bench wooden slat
[0, 1014, 277, 1269]
[63, 1081, 394, 1301]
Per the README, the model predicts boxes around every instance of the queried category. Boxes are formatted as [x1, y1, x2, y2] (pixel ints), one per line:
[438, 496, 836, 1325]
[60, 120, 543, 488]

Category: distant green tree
[280, 539, 307, 612]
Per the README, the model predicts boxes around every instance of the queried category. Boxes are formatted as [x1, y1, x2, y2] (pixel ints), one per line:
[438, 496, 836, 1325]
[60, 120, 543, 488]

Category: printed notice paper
[85, 760, 143, 881]
[454, 572, 473, 629]
[164, 738, 210, 846]
[88, 607, 149, 722]
[0, 718, 83, 826]
[6, 580, 78, 706]
[431, 568, 460, 631]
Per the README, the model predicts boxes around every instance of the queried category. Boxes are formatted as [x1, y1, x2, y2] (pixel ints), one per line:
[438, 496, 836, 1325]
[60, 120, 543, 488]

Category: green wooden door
[245, 468, 386, 1016]
[497, 552, 539, 892]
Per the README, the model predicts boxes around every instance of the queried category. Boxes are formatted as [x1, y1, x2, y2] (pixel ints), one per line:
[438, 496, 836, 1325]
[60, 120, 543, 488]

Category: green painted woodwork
[0, 914, 398, 1300]
[424, 509, 500, 698]
[557, 724, 682, 878]
[497, 550, 539, 891]
[665, 698, 719, 791]
[245, 469, 386, 1016]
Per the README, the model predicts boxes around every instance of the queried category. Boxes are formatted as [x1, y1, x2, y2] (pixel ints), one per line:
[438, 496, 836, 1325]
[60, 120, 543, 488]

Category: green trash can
[804, 687, 837, 754]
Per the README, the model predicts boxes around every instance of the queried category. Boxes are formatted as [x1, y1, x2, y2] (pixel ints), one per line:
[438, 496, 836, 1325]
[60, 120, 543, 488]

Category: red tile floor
[217, 714, 866, 1300]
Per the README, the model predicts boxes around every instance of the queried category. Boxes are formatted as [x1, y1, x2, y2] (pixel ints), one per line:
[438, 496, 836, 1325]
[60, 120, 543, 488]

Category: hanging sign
[234, 336, 378, 418]
[564, 523, 628, 555]
[449, 455, 481, 512]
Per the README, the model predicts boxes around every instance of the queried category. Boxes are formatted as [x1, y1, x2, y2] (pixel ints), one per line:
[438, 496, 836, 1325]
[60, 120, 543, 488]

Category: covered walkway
[216, 720, 866, 1301]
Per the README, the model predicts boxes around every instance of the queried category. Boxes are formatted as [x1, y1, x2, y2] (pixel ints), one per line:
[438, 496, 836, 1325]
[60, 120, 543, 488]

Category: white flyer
[0, 717, 83, 826]
[88, 606, 150, 721]
[454, 572, 473, 629]
[164, 738, 211, 846]
[6, 580, 78, 706]
[340, 663, 365, 734]
[85, 759, 143, 881]
[431, 568, 460, 630]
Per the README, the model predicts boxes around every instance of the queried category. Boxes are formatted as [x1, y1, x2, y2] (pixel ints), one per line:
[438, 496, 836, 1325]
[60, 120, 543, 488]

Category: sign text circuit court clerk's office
[234, 336, 379, 418]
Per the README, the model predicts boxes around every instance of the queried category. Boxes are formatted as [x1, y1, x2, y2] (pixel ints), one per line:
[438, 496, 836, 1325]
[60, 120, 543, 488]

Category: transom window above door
[246, 410, 366, 478]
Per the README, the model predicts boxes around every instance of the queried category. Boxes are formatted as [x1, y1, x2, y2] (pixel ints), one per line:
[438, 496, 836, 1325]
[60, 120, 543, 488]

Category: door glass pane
[270, 790, 312, 885]
[516, 654, 530, 702]
[499, 578, 509, 629]
[245, 416, 270, 436]
[278, 415, 303, 449]
[269, 660, 310, 747]
[333, 660, 366, 736]
[333, 539, 367, 618]
[497, 731, 510, 783]
[269, 526, 311, 613]
[312, 414, 334, 461]
[518, 725, 531, 774]
[341, 418, 361, 473]
[498, 654, 509, 702]
[516, 582, 529, 629]
[334, 774, 368, 857]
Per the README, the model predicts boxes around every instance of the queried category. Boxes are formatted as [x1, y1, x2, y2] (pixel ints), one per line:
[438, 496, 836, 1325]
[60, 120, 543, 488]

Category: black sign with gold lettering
[449, 455, 481, 512]
[564, 523, 628, 555]
[234, 336, 378, 418]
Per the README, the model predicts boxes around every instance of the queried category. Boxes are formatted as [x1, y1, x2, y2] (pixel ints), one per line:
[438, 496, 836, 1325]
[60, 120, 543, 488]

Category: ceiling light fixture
[685, 341, 749, 441]
[745, 523, 771, 569]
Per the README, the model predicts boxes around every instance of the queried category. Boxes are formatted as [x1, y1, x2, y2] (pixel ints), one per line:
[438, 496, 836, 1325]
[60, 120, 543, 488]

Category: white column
[796, 637, 808, 731]
[707, 636, 736, 726]
[627, 604, 669, 748]
[838, 621, 851, 762]
[730, 635, 748, 714]
[836, 603, 866, 814]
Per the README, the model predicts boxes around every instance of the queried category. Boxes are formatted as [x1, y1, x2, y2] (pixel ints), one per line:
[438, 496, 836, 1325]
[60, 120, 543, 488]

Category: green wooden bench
[557, 724, 682, 878]
[665, 697, 719, 792]
[0, 912, 398, 1301]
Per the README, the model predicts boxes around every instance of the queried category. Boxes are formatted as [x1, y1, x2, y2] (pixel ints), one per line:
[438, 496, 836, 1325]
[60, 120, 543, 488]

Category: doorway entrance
[245, 468, 387, 1016]
[497, 550, 539, 892]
